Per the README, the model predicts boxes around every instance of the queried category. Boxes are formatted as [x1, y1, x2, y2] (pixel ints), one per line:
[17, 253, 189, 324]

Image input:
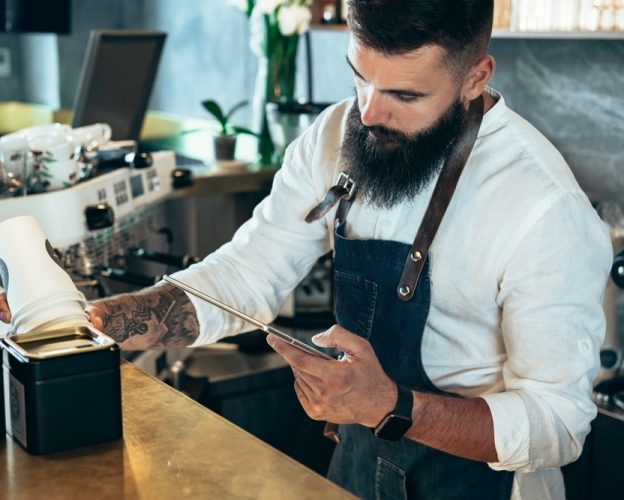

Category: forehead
[347, 36, 454, 89]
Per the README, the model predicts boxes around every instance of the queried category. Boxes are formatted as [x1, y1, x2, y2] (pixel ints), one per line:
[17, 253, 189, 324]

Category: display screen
[0, 0, 72, 34]
[130, 174, 144, 199]
[71, 31, 166, 141]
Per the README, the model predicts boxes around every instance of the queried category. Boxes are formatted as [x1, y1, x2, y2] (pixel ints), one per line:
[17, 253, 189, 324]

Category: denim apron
[326, 217, 515, 500]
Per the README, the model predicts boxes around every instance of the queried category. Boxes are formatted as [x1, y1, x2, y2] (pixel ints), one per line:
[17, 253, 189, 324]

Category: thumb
[312, 325, 368, 357]
[86, 304, 105, 332]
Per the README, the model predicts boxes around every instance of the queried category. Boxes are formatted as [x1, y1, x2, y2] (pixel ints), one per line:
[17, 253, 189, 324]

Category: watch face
[374, 414, 412, 441]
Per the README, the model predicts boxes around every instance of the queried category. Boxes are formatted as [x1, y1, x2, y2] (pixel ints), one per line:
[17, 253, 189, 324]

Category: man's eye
[395, 94, 419, 103]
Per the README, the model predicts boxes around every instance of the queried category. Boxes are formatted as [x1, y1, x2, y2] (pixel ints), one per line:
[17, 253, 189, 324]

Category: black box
[1, 326, 122, 454]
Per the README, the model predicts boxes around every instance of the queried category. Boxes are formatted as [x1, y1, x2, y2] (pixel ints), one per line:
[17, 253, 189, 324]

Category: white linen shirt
[174, 90, 612, 499]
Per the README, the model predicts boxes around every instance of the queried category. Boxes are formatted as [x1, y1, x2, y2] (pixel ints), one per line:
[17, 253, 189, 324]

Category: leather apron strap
[396, 95, 484, 301]
[306, 95, 485, 302]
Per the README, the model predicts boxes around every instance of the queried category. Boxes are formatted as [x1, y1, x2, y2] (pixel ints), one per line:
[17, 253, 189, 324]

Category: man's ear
[462, 55, 496, 101]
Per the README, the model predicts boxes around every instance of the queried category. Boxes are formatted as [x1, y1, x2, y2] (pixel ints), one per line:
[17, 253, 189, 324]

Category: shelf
[310, 22, 347, 32]
[492, 29, 624, 40]
[310, 23, 624, 40]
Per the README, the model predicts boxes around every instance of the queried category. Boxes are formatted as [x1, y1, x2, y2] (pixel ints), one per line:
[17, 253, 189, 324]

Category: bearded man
[0, 1, 612, 498]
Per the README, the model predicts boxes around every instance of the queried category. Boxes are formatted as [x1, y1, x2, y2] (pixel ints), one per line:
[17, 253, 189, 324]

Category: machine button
[85, 203, 115, 230]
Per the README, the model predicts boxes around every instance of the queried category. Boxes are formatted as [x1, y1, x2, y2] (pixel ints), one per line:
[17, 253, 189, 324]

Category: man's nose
[359, 89, 390, 127]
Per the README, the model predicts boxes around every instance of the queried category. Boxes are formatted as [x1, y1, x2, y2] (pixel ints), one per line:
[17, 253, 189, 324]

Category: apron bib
[326, 219, 514, 500]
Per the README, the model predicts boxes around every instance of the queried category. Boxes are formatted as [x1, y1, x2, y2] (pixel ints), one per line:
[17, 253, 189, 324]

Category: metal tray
[3, 325, 116, 360]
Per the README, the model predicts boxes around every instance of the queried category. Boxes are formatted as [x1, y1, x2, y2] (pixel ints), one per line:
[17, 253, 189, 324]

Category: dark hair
[347, 0, 493, 74]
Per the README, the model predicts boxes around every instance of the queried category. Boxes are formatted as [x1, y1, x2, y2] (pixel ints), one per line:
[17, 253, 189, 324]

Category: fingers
[293, 368, 323, 393]
[0, 293, 11, 323]
[312, 325, 369, 357]
[266, 334, 332, 377]
[293, 378, 314, 416]
[85, 304, 105, 331]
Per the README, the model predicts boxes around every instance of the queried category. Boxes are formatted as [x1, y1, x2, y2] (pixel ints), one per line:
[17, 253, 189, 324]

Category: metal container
[1, 325, 122, 454]
[598, 205, 624, 382]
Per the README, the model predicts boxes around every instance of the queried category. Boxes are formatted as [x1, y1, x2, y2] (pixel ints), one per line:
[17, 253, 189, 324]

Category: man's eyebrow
[344, 55, 429, 98]
[345, 55, 365, 80]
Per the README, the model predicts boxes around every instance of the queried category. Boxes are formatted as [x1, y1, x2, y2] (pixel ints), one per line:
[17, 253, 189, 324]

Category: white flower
[255, 0, 287, 14]
[277, 3, 312, 35]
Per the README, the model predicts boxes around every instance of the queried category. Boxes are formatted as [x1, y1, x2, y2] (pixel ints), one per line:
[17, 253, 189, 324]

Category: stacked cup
[0, 122, 112, 194]
[0, 216, 90, 335]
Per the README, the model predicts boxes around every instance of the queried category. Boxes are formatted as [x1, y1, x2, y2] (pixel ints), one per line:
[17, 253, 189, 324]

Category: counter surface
[0, 362, 354, 499]
[171, 164, 278, 197]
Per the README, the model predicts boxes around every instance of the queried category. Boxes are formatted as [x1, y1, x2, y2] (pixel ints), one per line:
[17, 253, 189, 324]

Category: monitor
[1, 0, 72, 34]
[71, 30, 166, 141]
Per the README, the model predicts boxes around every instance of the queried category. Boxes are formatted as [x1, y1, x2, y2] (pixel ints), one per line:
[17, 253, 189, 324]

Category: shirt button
[579, 340, 591, 352]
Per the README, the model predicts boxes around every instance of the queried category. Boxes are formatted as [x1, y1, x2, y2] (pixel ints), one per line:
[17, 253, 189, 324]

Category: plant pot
[213, 135, 237, 161]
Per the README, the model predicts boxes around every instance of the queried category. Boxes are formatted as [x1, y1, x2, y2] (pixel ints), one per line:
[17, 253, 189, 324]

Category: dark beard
[340, 96, 466, 209]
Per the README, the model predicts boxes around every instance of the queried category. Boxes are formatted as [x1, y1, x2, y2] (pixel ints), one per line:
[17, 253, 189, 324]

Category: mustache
[364, 124, 410, 142]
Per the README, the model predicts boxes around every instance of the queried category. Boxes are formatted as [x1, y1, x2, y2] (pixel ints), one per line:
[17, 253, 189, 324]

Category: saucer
[213, 159, 251, 172]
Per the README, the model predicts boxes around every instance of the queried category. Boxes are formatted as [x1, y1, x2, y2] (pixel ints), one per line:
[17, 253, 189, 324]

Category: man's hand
[267, 325, 398, 428]
[85, 302, 105, 331]
[0, 291, 11, 324]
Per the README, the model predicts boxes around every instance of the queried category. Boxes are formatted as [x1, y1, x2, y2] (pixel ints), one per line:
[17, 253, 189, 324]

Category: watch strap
[393, 384, 413, 420]
[372, 384, 414, 440]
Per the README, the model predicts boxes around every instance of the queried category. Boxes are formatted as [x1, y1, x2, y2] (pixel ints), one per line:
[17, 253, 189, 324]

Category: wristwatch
[372, 384, 413, 441]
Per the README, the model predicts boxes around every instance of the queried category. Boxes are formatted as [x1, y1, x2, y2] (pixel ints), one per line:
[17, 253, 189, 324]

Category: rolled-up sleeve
[483, 192, 612, 472]
[171, 109, 337, 346]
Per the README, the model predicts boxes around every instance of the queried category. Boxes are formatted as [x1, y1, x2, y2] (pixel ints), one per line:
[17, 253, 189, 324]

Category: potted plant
[201, 99, 257, 161]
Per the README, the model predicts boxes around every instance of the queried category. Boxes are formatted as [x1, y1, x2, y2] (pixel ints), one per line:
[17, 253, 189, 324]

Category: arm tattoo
[94, 283, 200, 349]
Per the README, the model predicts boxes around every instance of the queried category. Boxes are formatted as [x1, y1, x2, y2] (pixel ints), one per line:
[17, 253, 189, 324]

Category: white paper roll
[0, 215, 79, 315]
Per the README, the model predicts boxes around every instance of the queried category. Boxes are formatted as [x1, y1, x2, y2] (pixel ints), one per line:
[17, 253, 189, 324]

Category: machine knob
[85, 203, 115, 230]
[611, 249, 624, 289]
[132, 152, 153, 169]
[172, 168, 193, 189]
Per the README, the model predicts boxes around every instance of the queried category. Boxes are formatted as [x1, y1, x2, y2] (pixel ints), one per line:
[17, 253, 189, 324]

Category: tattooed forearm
[91, 283, 200, 349]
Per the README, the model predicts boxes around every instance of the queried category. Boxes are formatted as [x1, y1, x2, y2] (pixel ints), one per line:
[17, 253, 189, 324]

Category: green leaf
[245, 0, 254, 17]
[201, 100, 227, 129]
[231, 126, 259, 137]
[225, 100, 249, 122]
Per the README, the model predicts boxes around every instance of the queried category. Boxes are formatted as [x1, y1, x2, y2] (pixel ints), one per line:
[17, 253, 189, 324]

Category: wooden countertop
[0, 362, 354, 500]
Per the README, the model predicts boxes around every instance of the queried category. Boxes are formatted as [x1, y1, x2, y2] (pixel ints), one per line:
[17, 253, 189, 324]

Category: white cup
[13, 306, 88, 334]
[14, 312, 90, 335]
[20, 123, 72, 140]
[42, 158, 81, 191]
[0, 148, 29, 183]
[70, 123, 112, 148]
[0, 133, 28, 151]
[29, 131, 79, 163]
[0, 135, 30, 187]
[12, 295, 86, 326]
[0, 216, 80, 315]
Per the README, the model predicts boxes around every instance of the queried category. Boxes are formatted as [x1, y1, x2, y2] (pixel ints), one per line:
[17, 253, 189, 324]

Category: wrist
[371, 384, 414, 441]
[367, 380, 399, 428]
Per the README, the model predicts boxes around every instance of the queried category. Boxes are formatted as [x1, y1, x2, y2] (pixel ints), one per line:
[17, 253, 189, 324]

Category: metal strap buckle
[336, 172, 356, 200]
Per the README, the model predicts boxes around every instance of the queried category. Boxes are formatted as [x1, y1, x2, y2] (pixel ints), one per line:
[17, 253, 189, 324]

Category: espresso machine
[0, 149, 199, 362]
[593, 204, 624, 407]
